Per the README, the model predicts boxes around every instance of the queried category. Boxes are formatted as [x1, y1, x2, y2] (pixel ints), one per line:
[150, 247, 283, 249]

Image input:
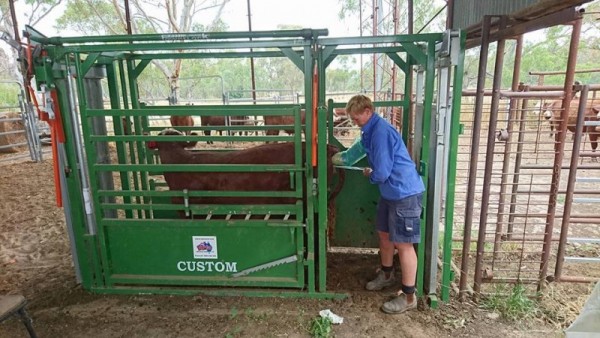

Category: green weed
[482, 283, 539, 321]
[224, 325, 242, 338]
[244, 307, 268, 321]
[230, 306, 238, 319]
[308, 316, 333, 338]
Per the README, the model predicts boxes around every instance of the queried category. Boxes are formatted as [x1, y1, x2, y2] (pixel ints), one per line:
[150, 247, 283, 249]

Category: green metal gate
[25, 25, 464, 301]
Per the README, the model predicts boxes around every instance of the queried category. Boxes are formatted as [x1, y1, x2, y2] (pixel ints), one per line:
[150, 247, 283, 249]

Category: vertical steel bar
[246, 0, 257, 104]
[507, 89, 530, 238]
[416, 41, 436, 297]
[408, 0, 414, 34]
[424, 52, 449, 300]
[441, 31, 465, 302]
[105, 63, 133, 219]
[404, 55, 414, 152]
[539, 18, 582, 287]
[473, 16, 507, 295]
[492, 34, 523, 260]
[303, 45, 316, 293]
[459, 15, 491, 298]
[390, 0, 399, 112]
[372, 0, 377, 100]
[446, 0, 454, 30]
[554, 85, 588, 280]
[124, 0, 133, 35]
[317, 105, 328, 292]
[359, 0, 364, 91]
[8, 0, 20, 42]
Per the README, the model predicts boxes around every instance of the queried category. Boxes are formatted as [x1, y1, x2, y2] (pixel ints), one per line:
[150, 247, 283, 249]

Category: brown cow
[147, 129, 345, 210]
[541, 100, 600, 151]
[263, 110, 306, 137]
[200, 115, 251, 144]
[264, 109, 350, 137]
[170, 115, 194, 135]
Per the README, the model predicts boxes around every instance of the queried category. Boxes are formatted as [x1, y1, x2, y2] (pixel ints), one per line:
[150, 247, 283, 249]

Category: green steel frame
[26, 25, 464, 301]
[320, 32, 465, 304]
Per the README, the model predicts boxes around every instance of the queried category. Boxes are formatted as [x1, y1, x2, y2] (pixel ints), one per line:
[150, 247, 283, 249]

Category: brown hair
[345, 95, 374, 115]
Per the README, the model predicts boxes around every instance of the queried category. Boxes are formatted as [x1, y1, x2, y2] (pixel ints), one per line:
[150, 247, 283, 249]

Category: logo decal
[193, 236, 218, 259]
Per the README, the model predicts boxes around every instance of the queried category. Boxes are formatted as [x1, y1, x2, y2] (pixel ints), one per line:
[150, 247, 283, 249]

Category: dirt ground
[0, 153, 588, 338]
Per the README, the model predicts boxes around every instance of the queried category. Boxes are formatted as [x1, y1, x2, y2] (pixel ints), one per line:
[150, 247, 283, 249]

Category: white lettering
[225, 262, 237, 272]
[175, 261, 238, 273]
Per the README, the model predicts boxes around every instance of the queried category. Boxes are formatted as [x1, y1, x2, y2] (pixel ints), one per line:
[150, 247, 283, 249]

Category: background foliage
[0, 0, 599, 106]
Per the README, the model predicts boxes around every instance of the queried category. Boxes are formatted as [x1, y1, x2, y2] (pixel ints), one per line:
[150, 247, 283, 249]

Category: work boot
[365, 269, 396, 291]
[381, 292, 417, 314]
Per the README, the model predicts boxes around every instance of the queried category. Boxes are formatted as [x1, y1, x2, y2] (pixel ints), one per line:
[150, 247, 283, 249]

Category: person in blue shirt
[340, 94, 425, 314]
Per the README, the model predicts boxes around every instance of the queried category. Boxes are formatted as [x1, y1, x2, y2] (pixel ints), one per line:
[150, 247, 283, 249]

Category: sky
[14, 0, 362, 38]
[220, 0, 360, 36]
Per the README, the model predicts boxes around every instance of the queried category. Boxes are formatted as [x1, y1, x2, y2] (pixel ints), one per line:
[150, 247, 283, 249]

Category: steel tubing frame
[459, 15, 492, 299]
[492, 34, 523, 264]
[538, 18, 582, 290]
[553, 85, 589, 280]
[473, 16, 507, 296]
[459, 14, 594, 298]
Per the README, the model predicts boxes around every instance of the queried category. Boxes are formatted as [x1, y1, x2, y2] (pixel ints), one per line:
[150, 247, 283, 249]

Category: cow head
[147, 129, 198, 150]
[541, 102, 555, 121]
[593, 106, 600, 120]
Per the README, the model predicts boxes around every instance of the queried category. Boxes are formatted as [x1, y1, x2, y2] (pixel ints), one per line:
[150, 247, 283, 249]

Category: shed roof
[452, 0, 593, 48]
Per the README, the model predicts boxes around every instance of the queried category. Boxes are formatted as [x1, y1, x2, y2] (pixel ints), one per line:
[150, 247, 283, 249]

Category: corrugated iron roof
[453, 0, 589, 30]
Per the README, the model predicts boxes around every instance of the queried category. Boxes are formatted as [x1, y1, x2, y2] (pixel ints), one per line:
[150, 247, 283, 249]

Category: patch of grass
[224, 325, 242, 338]
[244, 307, 268, 321]
[308, 316, 333, 338]
[230, 306, 238, 319]
[500, 241, 521, 253]
[482, 283, 540, 322]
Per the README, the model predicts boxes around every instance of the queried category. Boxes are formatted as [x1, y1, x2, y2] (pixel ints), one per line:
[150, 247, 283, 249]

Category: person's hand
[331, 152, 344, 165]
[363, 167, 372, 177]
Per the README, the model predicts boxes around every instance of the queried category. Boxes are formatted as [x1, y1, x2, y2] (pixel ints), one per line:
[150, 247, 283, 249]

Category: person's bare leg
[396, 242, 417, 303]
[378, 231, 395, 276]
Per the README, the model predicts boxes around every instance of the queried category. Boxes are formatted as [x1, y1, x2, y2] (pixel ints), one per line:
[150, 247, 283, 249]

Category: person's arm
[331, 136, 366, 166]
[367, 131, 394, 184]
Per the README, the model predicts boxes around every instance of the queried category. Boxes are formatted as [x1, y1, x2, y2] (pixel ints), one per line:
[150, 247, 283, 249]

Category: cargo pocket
[401, 217, 421, 232]
[395, 208, 421, 233]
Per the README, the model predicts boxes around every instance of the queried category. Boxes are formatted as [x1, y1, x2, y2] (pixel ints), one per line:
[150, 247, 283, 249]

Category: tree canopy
[0, 0, 599, 106]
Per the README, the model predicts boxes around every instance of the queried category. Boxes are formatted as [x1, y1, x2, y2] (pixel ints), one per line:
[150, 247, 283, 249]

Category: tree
[336, 0, 447, 96]
[54, 0, 231, 102]
[0, 0, 63, 81]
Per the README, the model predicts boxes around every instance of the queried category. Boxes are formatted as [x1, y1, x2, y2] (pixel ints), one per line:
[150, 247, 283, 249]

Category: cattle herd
[171, 109, 351, 142]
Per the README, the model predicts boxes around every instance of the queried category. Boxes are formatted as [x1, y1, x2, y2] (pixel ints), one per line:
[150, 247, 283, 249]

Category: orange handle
[50, 123, 62, 207]
[49, 90, 66, 207]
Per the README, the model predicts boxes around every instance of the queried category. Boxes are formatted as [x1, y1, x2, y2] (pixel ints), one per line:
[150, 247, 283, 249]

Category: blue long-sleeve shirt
[361, 113, 425, 200]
